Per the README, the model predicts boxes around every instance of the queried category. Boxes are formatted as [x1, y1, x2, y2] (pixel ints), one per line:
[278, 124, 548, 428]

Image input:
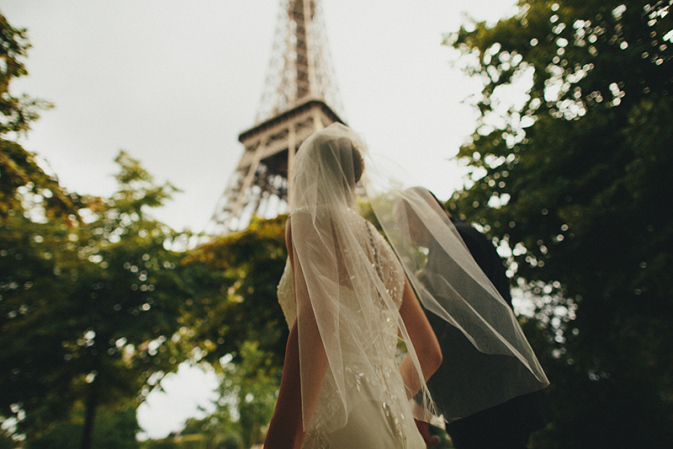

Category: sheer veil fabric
[367, 180, 549, 421]
[281, 123, 549, 438]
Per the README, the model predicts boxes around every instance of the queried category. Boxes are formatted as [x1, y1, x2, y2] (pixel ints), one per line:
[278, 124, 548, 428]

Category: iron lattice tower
[209, 0, 344, 234]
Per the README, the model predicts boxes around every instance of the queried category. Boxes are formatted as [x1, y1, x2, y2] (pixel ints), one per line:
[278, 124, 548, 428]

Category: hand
[414, 419, 440, 447]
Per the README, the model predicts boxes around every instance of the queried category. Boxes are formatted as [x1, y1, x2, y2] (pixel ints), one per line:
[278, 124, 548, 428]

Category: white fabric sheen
[278, 123, 548, 447]
[277, 215, 405, 328]
[285, 123, 432, 447]
[366, 165, 549, 422]
[278, 211, 423, 448]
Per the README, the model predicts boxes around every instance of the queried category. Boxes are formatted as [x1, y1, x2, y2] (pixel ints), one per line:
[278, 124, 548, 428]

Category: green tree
[181, 406, 241, 449]
[177, 345, 279, 449]
[0, 427, 16, 449]
[447, 0, 672, 446]
[181, 216, 288, 447]
[0, 10, 75, 444]
[0, 12, 216, 448]
[25, 406, 139, 449]
[221, 342, 278, 449]
[183, 214, 289, 367]
[177, 346, 278, 449]
[0, 13, 74, 221]
[0, 13, 50, 136]
[139, 438, 179, 449]
[0, 151, 202, 449]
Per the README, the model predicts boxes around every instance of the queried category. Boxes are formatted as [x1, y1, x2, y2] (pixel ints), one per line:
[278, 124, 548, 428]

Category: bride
[264, 124, 548, 448]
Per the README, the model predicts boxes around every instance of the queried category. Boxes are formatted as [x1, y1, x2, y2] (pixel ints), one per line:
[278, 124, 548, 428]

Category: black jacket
[423, 218, 547, 443]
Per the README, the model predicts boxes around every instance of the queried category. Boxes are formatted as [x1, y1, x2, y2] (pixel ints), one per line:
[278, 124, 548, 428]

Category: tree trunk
[80, 380, 98, 449]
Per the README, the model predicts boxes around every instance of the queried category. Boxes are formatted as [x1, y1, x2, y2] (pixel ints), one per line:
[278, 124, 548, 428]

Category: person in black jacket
[406, 187, 548, 449]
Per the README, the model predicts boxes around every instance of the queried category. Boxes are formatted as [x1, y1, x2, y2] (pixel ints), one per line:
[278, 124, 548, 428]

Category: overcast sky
[3, 0, 518, 439]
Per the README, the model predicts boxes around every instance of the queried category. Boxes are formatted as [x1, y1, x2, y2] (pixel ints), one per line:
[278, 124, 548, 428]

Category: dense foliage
[183, 214, 289, 367]
[447, 0, 672, 446]
[0, 150, 203, 447]
[1, 31, 287, 443]
[0, 14, 73, 222]
[181, 215, 288, 448]
[25, 407, 139, 449]
[0, 12, 214, 447]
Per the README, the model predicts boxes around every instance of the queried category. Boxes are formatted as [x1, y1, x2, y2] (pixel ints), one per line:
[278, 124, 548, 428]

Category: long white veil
[365, 159, 549, 420]
[284, 123, 548, 432]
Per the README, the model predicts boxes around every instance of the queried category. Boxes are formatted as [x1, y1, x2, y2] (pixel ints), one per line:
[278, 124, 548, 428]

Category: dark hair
[351, 144, 364, 184]
[321, 137, 364, 188]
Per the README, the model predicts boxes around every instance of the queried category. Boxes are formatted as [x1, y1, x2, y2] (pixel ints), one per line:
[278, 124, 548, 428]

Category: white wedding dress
[277, 211, 426, 449]
[269, 123, 549, 449]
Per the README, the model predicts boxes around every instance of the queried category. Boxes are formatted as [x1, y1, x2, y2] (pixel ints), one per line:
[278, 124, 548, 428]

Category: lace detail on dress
[364, 220, 405, 309]
[276, 212, 405, 328]
[277, 211, 420, 448]
[302, 296, 412, 448]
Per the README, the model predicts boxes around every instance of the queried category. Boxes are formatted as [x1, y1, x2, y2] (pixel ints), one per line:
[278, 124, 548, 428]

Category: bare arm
[264, 318, 304, 449]
[264, 219, 329, 449]
[398, 276, 443, 398]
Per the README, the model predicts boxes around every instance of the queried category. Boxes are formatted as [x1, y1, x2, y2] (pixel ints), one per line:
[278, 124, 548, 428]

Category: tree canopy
[182, 214, 289, 369]
[180, 216, 288, 448]
[447, 0, 672, 446]
[0, 13, 74, 222]
[0, 150, 202, 448]
[0, 13, 290, 447]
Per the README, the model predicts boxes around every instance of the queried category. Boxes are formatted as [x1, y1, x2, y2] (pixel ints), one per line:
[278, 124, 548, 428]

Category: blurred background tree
[0, 149, 206, 448]
[180, 215, 288, 448]
[0, 13, 74, 222]
[0, 11, 249, 448]
[221, 341, 279, 449]
[0, 12, 289, 444]
[447, 0, 672, 447]
[137, 216, 289, 449]
[182, 214, 288, 368]
[179, 404, 241, 449]
[24, 406, 139, 449]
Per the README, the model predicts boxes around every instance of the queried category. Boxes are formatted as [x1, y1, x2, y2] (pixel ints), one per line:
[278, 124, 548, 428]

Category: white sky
[3, 0, 518, 439]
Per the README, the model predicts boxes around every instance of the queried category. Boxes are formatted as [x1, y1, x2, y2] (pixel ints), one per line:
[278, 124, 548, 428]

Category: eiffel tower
[209, 0, 345, 234]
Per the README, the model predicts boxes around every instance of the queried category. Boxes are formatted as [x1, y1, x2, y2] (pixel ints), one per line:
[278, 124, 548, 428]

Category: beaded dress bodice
[277, 211, 424, 448]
